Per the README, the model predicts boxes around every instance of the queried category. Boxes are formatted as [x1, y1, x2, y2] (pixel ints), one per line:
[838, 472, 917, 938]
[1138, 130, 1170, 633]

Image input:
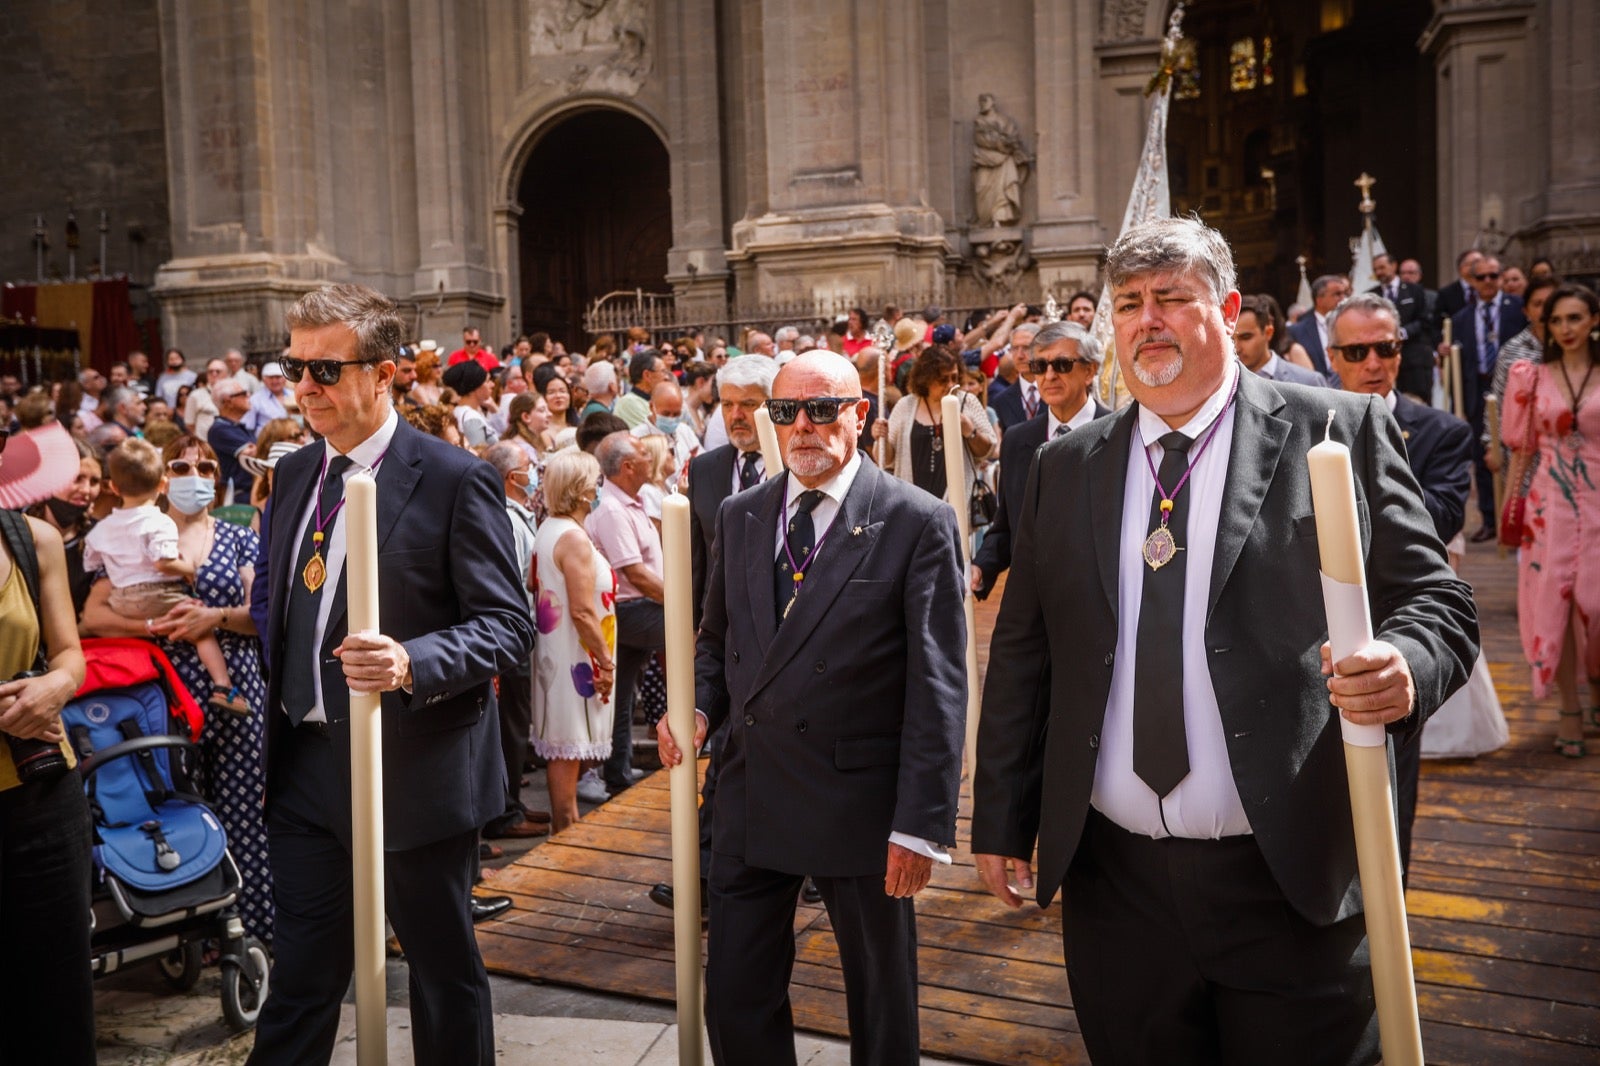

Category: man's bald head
[772, 350, 861, 400]
[771, 351, 866, 487]
[648, 379, 684, 417]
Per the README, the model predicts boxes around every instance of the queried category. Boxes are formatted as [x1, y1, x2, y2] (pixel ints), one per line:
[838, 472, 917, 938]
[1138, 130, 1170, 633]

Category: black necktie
[739, 451, 761, 490]
[281, 454, 354, 723]
[1133, 431, 1194, 799]
[774, 490, 825, 625]
[1053, 423, 1070, 439]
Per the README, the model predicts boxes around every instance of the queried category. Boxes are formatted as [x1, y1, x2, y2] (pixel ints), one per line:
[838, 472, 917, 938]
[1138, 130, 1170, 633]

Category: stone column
[1420, 1, 1539, 276]
[1536, 0, 1600, 276]
[661, 0, 732, 324]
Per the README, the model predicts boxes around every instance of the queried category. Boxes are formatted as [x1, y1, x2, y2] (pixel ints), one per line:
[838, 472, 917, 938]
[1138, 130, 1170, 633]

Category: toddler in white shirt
[84, 439, 248, 715]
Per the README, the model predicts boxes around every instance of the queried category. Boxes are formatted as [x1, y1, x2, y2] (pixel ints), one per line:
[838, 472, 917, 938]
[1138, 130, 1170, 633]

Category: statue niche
[529, 0, 652, 96]
[971, 93, 1031, 228]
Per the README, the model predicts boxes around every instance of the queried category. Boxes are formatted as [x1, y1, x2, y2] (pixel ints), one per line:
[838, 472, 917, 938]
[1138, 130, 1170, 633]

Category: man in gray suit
[972, 218, 1478, 1066]
[659, 351, 966, 1066]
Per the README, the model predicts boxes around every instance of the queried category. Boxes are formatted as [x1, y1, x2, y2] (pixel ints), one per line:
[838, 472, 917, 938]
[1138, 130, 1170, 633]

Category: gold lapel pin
[852, 525, 864, 535]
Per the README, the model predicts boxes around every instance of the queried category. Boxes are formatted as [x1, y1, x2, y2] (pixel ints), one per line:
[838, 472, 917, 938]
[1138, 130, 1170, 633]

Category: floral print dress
[529, 516, 618, 761]
[1504, 359, 1600, 697]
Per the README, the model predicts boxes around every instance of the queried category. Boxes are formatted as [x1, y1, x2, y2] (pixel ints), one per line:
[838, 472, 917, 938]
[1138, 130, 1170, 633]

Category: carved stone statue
[529, 0, 652, 96]
[972, 94, 1031, 227]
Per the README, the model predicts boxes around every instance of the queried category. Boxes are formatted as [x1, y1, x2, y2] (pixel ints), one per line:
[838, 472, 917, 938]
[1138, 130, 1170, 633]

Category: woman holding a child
[79, 434, 273, 945]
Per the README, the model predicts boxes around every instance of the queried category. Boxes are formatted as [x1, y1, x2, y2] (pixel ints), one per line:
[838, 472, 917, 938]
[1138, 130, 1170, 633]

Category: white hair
[716, 354, 779, 395]
[1033, 320, 1104, 366]
[583, 360, 617, 394]
[774, 326, 800, 344]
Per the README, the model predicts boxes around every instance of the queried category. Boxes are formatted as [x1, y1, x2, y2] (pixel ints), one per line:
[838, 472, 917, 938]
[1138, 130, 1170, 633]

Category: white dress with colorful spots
[530, 516, 618, 761]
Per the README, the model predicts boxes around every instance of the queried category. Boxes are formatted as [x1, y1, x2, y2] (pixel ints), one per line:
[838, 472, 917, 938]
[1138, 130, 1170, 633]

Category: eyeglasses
[167, 458, 219, 476]
[1330, 340, 1403, 362]
[1029, 357, 1092, 375]
[1474, 272, 1501, 281]
[764, 397, 859, 425]
[280, 356, 379, 386]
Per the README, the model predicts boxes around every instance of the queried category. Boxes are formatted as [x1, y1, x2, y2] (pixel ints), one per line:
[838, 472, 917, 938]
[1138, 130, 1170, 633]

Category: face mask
[166, 475, 216, 515]
[45, 497, 86, 529]
[655, 415, 683, 436]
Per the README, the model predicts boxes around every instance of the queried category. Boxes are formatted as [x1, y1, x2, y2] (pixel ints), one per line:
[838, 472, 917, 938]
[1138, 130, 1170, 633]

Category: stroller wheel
[159, 941, 204, 991]
[221, 936, 270, 1032]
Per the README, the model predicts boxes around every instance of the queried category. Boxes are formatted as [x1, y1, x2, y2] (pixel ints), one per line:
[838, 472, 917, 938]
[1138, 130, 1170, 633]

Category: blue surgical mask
[655, 415, 683, 436]
[166, 475, 216, 515]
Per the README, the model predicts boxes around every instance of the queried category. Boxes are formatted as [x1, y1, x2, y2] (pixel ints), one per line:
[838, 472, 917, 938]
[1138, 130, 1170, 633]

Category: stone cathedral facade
[3, 0, 1596, 358]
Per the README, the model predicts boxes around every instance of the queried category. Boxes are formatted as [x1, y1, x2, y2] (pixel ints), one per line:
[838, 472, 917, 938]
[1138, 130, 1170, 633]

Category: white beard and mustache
[1130, 334, 1185, 388]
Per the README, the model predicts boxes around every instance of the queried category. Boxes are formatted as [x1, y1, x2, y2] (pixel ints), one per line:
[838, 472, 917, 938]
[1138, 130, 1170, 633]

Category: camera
[5, 670, 69, 785]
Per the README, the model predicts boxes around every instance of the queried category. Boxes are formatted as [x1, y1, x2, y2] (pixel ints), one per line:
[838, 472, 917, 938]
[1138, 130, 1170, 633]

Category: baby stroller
[62, 637, 270, 1032]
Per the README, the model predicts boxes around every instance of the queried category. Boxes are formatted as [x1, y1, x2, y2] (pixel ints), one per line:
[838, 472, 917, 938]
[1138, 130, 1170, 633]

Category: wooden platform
[476, 540, 1600, 1064]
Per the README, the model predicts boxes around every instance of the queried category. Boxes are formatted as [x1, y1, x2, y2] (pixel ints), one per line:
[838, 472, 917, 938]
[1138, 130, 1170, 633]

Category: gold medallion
[1142, 526, 1180, 571]
[303, 551, 327, 592]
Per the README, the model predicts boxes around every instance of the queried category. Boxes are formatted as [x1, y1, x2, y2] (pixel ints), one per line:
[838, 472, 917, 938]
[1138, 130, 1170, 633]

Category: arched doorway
[516, 109, 671, 350]
[1163, 0, 1436, 296]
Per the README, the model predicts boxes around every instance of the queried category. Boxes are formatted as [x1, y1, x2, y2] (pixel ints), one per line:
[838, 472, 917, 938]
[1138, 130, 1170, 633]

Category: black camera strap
[0, 509, 50, 674]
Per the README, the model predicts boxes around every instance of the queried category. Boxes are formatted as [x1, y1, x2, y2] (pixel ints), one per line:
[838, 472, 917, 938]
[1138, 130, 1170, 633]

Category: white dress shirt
[1092, 359, 1253, 839]
[702, 406, 729, 451]
[1314, 311, 1331, 354]
[285, 409, 400, 724]
[1045, 396, 1099, 438]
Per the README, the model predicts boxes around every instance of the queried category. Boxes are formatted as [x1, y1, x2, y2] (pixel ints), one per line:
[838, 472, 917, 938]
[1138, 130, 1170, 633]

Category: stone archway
[511, 107, 672, 350]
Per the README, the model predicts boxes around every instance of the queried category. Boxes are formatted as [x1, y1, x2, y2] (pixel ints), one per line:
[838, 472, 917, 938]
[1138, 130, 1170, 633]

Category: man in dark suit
[658, 351, 966, 1066]
[1450, 256, 1528, 540]
[246, 284, 534, 1066]
[1329, 292, 1474, 877]
[972, 319, 1109, 600]
[1287, 273, 1351, 379]
[1235, 294, 1328, 388]
[972, 218, 1478, 1066]
[989, 323, 1041, 430]
[1368, 253, 1435, 399]
[1433, 248, 1484, 337]
[646, 352, 777, 914]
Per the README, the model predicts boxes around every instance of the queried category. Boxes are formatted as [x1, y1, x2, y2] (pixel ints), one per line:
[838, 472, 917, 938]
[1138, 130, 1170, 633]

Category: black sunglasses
[168, 458, 219, 477]
[280, 356, 380, 386]
[1029, 357, 1092, 375]
[764, 397, 859, 425]
[1331, 340, 1403, 363]
[1474, 272, 1501, 281]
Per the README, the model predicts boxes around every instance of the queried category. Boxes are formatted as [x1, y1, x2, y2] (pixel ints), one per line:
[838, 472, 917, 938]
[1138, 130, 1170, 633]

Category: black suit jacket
[695, 459, 966, 877]
[257, 418, 535, 851]
[685, 443, 747, 625]
[1451, 294, 1528, 420]
[1433, 278, 1476, 334]
[991, 381, 1031, 431]
[973, 401, 1110, 599]
[972, 370, 1478, 926]
[1287, 314, 1331, 378]
[1369, 280, 1434, 366]
[1392, 394, 1473, 544]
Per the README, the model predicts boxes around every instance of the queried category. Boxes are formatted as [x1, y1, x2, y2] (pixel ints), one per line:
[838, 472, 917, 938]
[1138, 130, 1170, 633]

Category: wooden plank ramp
[475, 539, 1599, 1064]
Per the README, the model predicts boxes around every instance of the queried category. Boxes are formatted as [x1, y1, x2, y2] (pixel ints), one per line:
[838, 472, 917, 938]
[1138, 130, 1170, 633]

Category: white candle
[754, 406, 783, 481]
[940, 394, 982, 772]
[344, 471, 387, 1066]
[876, 351, 887, 468]
[1448, 343, 1465, 422]
[660, 494, 704, 1064]
[1305, 412, 1424, 1066]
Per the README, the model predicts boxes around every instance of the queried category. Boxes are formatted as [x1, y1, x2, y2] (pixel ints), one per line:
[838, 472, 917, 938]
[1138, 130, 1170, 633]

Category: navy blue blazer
[1391, 394, 1474, 544]
[991, 380, 1032, 431]
[253, 417, 534, 851]
[1451, 294, 1527, 420]
[1287, 314, 1331, 378]
[973, 400, 1109, 599]
[695, 460, 966, 877]
[686, 443, 745, 625]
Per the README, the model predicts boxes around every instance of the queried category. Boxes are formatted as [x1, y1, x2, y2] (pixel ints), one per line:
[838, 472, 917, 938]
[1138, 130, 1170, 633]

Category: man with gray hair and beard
[658, 351, 966, 1064]
[973, 216, 1478, 1065]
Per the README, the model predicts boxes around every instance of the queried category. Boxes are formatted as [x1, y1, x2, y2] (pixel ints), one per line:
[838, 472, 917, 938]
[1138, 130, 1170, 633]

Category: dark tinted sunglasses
[765, 397, 859, 425]
[168, 458, 219, 477]
[280, 356, 379, 386]
[1331, 340, 1403, 363]
[1029, 357, 1092, 375]
[1474, 272, 1501, 281]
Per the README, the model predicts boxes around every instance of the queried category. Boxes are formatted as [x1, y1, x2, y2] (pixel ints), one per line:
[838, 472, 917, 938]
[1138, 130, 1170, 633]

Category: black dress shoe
[1469, 525, 1496, 543]
[470, 895, 513, 923]
[648, 881, 708, 917]
[801, 877, 822, 905]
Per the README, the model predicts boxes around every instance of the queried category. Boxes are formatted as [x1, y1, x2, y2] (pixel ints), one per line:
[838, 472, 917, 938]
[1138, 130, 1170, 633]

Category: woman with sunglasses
[873, 344, 996, 504]
[79, 434, 275, 944]
[411, 346, 445, 406]
[0, 424, 95, 1065]
[1503, 283, 1600, 757]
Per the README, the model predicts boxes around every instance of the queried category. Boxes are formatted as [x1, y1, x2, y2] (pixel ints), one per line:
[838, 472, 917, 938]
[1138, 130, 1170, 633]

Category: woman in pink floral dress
[1503, 284, 1600, 756]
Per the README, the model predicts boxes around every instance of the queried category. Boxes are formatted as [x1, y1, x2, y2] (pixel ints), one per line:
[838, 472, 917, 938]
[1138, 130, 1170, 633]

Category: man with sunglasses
[246, 284, 533, 1066]
[1448, 255, 1527, 541]
[973, 217, 1477, 1066]
[1329, 291, 1473, 878]
[658, 351, 966, 1065]
[972, 319, 1109, 601]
